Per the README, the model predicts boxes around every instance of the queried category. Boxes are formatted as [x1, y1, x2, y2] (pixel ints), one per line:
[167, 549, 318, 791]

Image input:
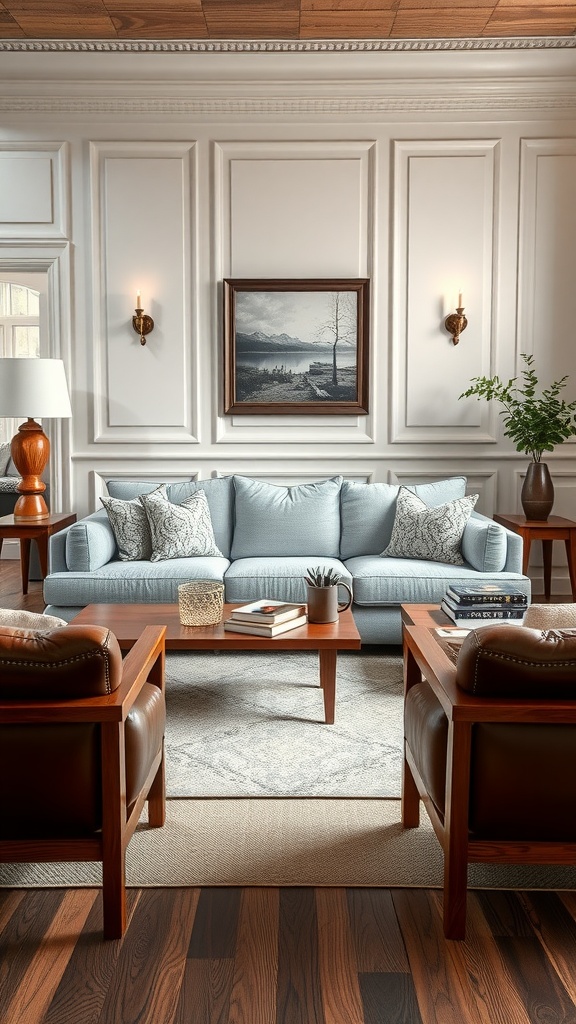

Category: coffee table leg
[318, 649, 337, 724]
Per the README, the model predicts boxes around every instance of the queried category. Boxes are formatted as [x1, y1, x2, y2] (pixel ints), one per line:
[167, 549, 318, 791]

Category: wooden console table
[0, 512, 76, 595]
[493, 513, 576, 602]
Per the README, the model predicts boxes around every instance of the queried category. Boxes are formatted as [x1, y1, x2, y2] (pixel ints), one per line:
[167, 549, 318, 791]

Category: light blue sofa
[43, 474, 530, 644]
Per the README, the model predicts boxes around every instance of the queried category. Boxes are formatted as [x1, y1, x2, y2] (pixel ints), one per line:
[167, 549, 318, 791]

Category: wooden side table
[493, 513, 576, 601]
[0, 512, 76, 595]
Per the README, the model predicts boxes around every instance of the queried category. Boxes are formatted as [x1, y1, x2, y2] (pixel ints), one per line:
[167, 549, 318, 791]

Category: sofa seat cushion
[43, 556, 230, 607]
[231, 475, 342, 559]
[224, 556, 351, 604]
[345, 555, 530, 607]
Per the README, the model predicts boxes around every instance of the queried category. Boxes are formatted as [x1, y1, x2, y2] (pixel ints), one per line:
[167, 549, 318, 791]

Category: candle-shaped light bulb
[458, 291, 463, 309]
[136, 290, 141, 309]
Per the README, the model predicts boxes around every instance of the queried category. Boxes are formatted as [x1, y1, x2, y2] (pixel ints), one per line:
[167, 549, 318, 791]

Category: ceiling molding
[0, 36, 575, 54]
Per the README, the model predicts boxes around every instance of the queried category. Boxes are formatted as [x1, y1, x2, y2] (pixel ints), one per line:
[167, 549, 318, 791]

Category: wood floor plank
[1, 888, 96, 1024]
[440, 892, 532, 1024]
[277, 887, 324, 1024]
[42, 888, 140, 1024]
[476, 892, 535, 938]
[0, 888, 26, 932]
[228, 887, 279, 1024]
[96, 887, 198, 1024]
[316, 887, 364, 1024]
[391, 889, 486, 1024]
[188, 886, 241, 959]
[347, 888, 410, 973]
[493, 934, 576, 1024]
[518, 892, 576, 1005]
[173, 958, 235, 1024]
[0, 889, 67, 1019]
[359, 972, 423, 1024]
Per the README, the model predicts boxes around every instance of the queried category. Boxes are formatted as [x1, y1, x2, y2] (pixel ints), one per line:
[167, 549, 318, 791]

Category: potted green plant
[460, 353, 576, 520]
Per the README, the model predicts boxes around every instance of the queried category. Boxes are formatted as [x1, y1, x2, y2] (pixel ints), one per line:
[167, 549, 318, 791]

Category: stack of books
[441, 582, 528, 628]
[223, 600, 307, 637]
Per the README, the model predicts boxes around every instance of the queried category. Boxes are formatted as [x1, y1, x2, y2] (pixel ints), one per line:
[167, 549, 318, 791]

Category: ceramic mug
[306, 581, 353, 623]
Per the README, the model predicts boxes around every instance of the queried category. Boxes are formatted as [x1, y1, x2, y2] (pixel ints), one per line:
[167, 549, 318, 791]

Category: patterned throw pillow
[101, 485, 167, 561]
[140, 487, 222, 561]
[381, 486, 478, 565]
[0, 442, 12, 477]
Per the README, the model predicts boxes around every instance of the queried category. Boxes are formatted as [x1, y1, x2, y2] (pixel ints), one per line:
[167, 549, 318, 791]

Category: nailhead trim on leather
[0, 629, 114, 694]
[469, 631, 576, 694]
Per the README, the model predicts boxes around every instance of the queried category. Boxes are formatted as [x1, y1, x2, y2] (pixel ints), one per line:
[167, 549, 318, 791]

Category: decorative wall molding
[1, 38, 574, 53]
[0, 143, 69, 237]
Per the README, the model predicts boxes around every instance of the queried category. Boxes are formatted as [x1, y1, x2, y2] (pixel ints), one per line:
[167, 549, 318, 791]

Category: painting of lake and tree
[223, 279, 369, 415]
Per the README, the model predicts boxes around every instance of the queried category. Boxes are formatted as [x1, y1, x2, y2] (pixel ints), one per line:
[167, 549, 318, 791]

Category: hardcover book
[223, 613, 308, 637]
[441, 599, 526, 624]
[229, 601, 306, 625]
[445, 583, 528, 606]
[442, 594, 527, 616]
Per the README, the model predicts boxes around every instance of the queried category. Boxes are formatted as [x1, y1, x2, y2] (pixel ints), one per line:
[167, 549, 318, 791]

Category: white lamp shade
[0, 358, 72, 419]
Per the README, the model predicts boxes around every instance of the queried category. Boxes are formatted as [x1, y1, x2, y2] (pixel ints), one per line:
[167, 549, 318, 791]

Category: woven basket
[178, 580, 224, 626]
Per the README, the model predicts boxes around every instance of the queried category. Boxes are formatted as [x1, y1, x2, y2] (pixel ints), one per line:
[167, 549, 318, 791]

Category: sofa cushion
[231, 475, 343, 559]
[101, 486, 167, 561]
[345, 554, 530, 606]
[224, 555, 351, 604]
[381, 487, 478, 566]
[105, 479, 167, 500]
[43, 555, 230, 607]
[340, 477, 468, 559]
[140, 488, 222, 561]
[461, 514, 508, 573]
[66, 511, 118, 571]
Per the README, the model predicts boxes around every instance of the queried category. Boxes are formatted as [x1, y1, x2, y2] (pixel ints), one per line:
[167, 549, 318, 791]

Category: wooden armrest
[0, 625, 166, 725]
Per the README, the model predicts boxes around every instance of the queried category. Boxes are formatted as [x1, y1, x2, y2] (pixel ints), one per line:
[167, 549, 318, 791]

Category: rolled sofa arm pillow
[456, 624, 576, 698]
[66, 512, 118, 572]
[460, 514, 508, 572]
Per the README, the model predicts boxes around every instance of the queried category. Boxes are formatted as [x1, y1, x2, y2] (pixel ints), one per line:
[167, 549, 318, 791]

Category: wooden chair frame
[402, 625, 576, 940]
[0, 624, 166, 939]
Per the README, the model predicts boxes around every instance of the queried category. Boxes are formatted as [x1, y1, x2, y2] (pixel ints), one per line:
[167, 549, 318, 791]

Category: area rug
[164, 647, 404, 797]
[3, 799, 576, 891]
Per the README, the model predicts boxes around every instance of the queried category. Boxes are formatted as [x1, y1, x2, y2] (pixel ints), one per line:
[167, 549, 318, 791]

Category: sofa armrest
[65, 510, 118, 571]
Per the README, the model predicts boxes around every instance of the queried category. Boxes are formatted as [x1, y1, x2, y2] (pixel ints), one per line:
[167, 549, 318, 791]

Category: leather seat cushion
[125, 682, 166, 809]
[405, 681, 448, 819]
[0, 624, 123, 698]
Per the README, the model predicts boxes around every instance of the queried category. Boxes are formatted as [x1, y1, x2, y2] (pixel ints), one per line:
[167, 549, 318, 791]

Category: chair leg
[102, 842, 127, 939]
[401, 750, 420, 827]
[148, 743, 166, 829]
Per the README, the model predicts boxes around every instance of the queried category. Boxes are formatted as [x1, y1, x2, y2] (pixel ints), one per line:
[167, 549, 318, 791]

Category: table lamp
[0, 358, 72, 521]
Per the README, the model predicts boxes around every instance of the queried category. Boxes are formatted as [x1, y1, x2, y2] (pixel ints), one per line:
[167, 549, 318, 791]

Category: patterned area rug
[164, 647, 403, 797]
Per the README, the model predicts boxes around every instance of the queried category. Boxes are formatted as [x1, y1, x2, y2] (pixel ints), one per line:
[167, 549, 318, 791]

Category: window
[0, 283, 40, 444]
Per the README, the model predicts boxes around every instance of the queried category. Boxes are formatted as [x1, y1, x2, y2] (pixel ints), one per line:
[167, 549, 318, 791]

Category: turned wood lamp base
[11, 418, 50, 521]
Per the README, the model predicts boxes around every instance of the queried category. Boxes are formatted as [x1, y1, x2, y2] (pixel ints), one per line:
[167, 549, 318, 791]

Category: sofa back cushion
[340, 476, 467, 558]
[105, 476, 234, 557]
[231, 475, 343, 558]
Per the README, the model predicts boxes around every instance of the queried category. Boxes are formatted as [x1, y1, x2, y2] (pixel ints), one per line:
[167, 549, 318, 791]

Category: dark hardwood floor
[1, 559, 576, 1024]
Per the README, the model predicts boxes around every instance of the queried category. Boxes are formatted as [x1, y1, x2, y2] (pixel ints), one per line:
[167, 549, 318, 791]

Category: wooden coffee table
[71, 602, 361, 724]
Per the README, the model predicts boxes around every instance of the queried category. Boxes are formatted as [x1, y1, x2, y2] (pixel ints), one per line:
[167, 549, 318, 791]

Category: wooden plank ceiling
[0, 0, 575, 41]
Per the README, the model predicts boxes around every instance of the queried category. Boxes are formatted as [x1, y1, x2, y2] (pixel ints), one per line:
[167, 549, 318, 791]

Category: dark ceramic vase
[521, 461, 554, 521]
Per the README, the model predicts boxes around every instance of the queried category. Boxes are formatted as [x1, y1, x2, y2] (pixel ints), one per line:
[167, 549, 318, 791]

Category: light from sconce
[444, 294, 468, 346]
[132, 291, 154, 346]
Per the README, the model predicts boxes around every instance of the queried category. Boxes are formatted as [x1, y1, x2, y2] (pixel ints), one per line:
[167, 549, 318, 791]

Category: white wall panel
[0, 144, 68, 237]
[391, 139, 498, 444]
[214, 140, 375, 445]
[91, 141, 198, 443]
[519, 139, 576, 407]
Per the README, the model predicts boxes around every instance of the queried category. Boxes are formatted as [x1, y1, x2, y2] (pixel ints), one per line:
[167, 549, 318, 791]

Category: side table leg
[36, 534, 49, 578]
[20, 539, 31, 595]
[318, 649, 337, 724]
[542, 540, 553, 601]
[521, 534, 532, 577]
[565, 533, 576, 601]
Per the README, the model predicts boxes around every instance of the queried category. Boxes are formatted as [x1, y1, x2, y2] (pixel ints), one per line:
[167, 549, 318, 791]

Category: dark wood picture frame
[223, 278, 370, 415]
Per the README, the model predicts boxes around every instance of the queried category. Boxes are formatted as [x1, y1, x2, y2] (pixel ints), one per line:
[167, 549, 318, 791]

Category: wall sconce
[444, 292, 468, 345]
[132, 291, 154, 346]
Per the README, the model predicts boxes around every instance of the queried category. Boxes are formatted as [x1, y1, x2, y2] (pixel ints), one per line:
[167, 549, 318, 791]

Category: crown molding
[0, 36, 575, 54]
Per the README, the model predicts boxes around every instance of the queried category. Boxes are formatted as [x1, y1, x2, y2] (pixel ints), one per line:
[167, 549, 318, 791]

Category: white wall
[1, 41, 575, 592]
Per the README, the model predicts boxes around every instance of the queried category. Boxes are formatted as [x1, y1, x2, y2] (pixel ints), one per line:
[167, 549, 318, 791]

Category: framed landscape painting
[223, 278, 370, 415]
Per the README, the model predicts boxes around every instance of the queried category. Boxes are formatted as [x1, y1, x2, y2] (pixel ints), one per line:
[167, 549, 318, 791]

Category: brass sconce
[444, 292, 467, 345]
[132, 291, 154, 346]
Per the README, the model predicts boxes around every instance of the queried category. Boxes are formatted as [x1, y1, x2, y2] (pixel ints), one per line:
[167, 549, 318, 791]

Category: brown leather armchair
[0, 621, 166, 939]
[403, 624, 576, 940]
